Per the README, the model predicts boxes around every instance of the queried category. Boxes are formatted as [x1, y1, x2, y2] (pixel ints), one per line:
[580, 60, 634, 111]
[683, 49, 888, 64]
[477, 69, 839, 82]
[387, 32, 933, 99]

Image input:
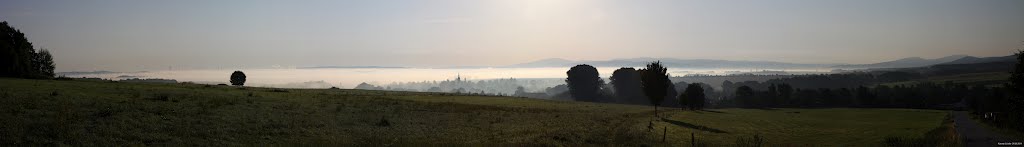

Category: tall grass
[883, 113, 962, 147]
[734, 134, 766, 147]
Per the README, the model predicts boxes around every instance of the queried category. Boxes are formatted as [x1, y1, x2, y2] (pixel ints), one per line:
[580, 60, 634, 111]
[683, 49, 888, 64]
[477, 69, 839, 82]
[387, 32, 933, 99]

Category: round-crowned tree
[230, 71, 246, 86]
[566, 64, 603, 102]
[611, 67, 645, 104]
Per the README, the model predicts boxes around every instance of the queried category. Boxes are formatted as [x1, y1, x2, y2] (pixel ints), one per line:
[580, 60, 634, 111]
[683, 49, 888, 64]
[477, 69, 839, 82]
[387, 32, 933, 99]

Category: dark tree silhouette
[1010, 50, 1024, 95]
[679, 83, 706, 110]
[722, 80, 735, 97]
[696, 85, 706, 109]
[610, 67, 645, 104]
[1006, 49, 1024, 130]
[355, 82, 384, 90]
[696, 83, 716, 108]
[566, 64, 604, 102]
[0, 21, 32, 77]
[678, 90, 690, 110]
[766, 84, 779, 107]
[735, 86, 755, 108]
[1, 21, 54, 79]
[778, 84, 794, 107]
[514, 86, 527, 95]
[33, 49, 54, 78]
[663, 82, 680, 107]
[230, 71, 246, 86]
[639, 61, 669, 116]
[855, 86, 875, 107]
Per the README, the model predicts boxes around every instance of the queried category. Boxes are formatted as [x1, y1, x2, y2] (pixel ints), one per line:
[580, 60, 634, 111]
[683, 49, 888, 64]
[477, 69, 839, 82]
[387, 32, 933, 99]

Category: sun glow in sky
[2, 0, 1023, 71]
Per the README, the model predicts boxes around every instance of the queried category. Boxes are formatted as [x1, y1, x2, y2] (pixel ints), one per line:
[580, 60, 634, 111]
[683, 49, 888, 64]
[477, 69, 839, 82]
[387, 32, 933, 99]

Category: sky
[2, 0, 1023, 72]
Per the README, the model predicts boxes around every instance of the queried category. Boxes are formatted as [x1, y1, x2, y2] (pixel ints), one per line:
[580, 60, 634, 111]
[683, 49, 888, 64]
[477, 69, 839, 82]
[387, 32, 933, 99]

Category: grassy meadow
[0, 78, 949, 146]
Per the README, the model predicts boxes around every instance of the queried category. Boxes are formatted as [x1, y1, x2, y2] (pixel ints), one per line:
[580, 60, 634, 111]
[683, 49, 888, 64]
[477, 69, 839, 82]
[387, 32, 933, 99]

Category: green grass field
[0, 78, 948, 146]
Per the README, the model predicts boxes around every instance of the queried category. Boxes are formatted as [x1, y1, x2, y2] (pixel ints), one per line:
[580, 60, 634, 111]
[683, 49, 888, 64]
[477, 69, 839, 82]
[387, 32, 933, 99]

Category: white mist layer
[62, 67, 832, 90]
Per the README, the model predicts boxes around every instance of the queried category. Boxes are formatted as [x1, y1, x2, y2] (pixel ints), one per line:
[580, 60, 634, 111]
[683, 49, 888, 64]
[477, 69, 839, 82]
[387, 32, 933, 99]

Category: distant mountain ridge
[510, 54, 1015, 69]
[832, 55, 968, 69]
[862, 55, 1017, 77]
[299, 66, 407, 69]
[507, 58, 833, 69]
[938, 55, 1016, 65]
[58, 71, 148, 76]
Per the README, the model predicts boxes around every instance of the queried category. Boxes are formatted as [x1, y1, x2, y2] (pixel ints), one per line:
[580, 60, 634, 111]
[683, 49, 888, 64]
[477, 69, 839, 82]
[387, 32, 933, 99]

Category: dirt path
[952, 111, 1021, 147]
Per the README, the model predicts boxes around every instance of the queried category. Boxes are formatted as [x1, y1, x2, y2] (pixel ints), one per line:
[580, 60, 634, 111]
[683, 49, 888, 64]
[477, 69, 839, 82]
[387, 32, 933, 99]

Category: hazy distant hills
[505, 58, 578, 68]
[509, 54, 1016, 70]
[861, 54, 1017, 77]
[57, 71, 149, 76]
[831, 55, 968, 69]
[832, 54, 1016, 69]
[57, 71, 120, 75]
[298, 66, 407, 69]
[937, 55, 1016, 65]
[507, 58, 833, 69]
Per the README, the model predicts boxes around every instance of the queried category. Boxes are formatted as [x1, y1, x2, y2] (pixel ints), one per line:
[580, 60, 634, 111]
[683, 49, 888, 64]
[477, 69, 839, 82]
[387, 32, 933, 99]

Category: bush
[130, 91, 142, 98]
[690, 133, 712, 147]
[735, 134, 765, 147]
[152, 93, 172, 102]
[54, 76, 73, 81]
[230, 71, 246, 86]
[376, 116, 391, 127]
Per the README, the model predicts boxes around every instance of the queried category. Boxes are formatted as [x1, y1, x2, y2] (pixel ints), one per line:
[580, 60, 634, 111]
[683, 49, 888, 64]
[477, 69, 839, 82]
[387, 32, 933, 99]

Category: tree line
[717, 51, 1024, 133]
[564, 51, 1024, 129]
[566, 61, 708, 116]
[562, 63, 943, 111]
[978, 49, 1024, 133]
[722, 82, 972, 109]
[1, 21, 55, 79]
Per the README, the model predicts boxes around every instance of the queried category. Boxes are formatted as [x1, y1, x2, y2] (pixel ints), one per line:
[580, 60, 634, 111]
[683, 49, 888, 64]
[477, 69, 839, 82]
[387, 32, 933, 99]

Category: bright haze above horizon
[2, 0, 1023, 72]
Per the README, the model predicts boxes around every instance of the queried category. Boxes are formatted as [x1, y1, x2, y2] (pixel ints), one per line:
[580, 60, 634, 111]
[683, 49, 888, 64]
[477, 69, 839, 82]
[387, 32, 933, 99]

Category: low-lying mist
[60, 67, 831, 93]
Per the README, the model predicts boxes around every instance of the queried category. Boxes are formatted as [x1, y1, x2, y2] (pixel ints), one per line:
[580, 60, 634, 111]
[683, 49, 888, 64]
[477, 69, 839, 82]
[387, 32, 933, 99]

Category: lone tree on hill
[566, 64, 603, 102]
[639, 61, 669, 116]
[230, 71, 246, 86]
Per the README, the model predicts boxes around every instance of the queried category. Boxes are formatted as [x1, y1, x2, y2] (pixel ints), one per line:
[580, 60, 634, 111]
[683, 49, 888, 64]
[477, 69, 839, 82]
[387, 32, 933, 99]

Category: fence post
[662, 126, 667, 142]
[691, 132, 695, 147]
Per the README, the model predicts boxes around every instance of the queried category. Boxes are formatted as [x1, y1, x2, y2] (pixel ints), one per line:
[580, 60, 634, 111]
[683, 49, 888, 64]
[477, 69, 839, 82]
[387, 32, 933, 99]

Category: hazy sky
[2, 0, 1023, 71]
